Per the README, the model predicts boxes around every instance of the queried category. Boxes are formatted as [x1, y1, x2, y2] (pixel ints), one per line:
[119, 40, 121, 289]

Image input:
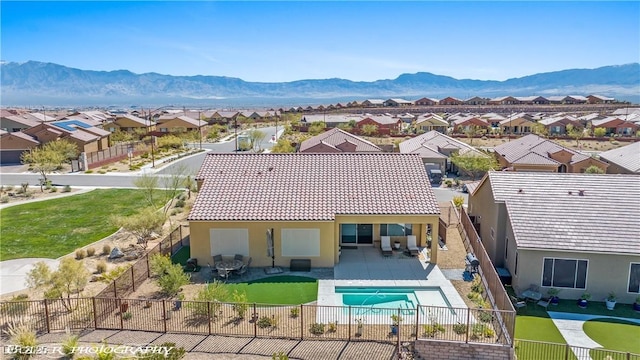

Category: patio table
[215, 260, 243, 272]
[522, 289, 542, 302]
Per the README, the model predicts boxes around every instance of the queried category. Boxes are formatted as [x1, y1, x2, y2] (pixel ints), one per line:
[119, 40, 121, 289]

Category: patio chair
[246, 257, 252, 270]
[235, 264, 248, 279]
[537, 298, 550, 309]
[234, 254, 244, 262]
[406, 235, 419, 256]
[510, 295, 527, 310]
[213, 254, 223, 264]
[380, 236, 393, 257]
[218, 269, 230, 282]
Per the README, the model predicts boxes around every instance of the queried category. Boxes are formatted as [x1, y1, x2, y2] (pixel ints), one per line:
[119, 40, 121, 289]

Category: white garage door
[210, 229, 249, 257]
[281, 229, 320, 257]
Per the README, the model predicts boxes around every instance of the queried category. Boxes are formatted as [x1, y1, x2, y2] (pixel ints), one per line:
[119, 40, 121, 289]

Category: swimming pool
[335, 286, 452, 316]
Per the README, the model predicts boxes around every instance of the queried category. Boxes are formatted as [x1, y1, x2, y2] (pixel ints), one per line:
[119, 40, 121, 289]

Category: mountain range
[1, 61, 638, 107]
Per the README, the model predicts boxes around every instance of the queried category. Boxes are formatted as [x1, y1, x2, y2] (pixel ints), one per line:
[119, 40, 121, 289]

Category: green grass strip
[227, 275, 318, 305]
[584, 318, 640, 354]
[0, 189, 167, 260]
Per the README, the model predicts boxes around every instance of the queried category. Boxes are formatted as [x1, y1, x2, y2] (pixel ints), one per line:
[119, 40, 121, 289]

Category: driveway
[0, 258, 60, 296]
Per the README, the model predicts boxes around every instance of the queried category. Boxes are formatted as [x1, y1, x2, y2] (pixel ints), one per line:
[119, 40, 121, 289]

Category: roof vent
[578, 190, 585, 196]
[518, 189, 524, 193]
[568, 191, 572, 195]
[267, 166, 274, 172]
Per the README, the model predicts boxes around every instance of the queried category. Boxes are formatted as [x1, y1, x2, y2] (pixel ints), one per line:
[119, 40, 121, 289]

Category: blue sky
[1, 1, 638, 82]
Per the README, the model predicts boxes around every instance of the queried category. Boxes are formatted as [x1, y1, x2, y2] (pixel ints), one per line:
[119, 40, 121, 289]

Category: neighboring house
[538, 116, 582, 135]
[156, 115, 204, 132]
[452, 116, 490, 134]
[598, 141, 640, 174]
[515, 96, 549, 105]
[354, 116, 402, 135]
[298, 128, 382, 153]
[439, 97, 464, 106]
[1, 114, 40, 132]
[361, 99, 385, 107]
[105, 114, 155, 133]
[563, 95, 589, 104]
[488, 96, 519, 105]
[493, 134, 608, 173]
[398, 130, 487, 173]
[0, 131, 40, 164]
[590, 117, 639, 136]
[300, 114, 359, 128]
[415, 97, 439, 106]
[67, 111, 113, 125]
[23, 120, 110, 153]
[414, 113, 448, 133]
[187, 153, 441, 269]
[384, 98, 413, 107]
[500, 114, 536, 135]
[587, 95, 615, 104]
[467, 171, 640, 303]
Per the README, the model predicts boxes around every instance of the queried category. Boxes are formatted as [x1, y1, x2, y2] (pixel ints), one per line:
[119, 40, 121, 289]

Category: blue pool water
[335, 287, 451, 316]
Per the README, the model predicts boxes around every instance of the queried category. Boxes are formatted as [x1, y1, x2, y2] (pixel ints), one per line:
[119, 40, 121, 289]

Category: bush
[423, 323, 445, 338]
[309, 322, 325, 335]
[99, 265, 130, 284]
[328, 321, 338, 333]
[174, 199, 185, 208]
[471, 324, 494, 339]
[272, 352, 289, 360]
[478, 309, 494, 323]
[86, 247, 96, 257]
[0, 294, 30, 316]
[75, 249, 86, 260]
[453, 323, 468, 335]
[0, 196, 9, 203]
[102, 244, 111, 255]
[289, 307, 300, 318]
[257, 316, 274, 328]
[62, 185, 72, 193]
[84, 170, 93, 174]
[189, 280, 230, 316]
[61, 331, 79, 358]
[96, 261, 107, 274]
[50, 186, 58, 192]
[4, 320, 38, 359]
[137, 342, 186, 360]
[122, 312, 132, 320]
[156, 264, 190, 297]
[471, 277, 484, 294]
[149, 254, 173, 277]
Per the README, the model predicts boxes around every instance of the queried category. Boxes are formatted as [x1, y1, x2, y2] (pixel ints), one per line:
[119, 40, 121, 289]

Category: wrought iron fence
[515, 339, 640, 360]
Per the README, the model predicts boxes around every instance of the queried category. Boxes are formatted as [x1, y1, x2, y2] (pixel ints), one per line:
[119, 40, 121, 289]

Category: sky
[1, 1, 639, 83]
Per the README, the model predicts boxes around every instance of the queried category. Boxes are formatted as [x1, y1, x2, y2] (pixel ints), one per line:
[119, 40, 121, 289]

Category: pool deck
[318, 246, 467, 312]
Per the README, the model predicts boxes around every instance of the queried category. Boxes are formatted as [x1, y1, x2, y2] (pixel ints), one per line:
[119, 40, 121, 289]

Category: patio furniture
[510, 295, 527, 310]
[217, 268, 230, 281]
[380, 236, 393, 257]
[522, 285, 542, 303]
[290, 259, 311, 272]
[213, 254, 223, 264]
[537, 298, 550, 309]
[234, 264, 248, 279]
[234, 254, 244, 262]
[406, 235, 419, 256]
[216, 259, 243, 272]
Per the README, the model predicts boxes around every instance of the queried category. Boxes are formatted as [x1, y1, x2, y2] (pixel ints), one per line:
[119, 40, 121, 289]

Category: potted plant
[577, 292, 591, 308]
[634, 296, 640, 312]
[605, 292, 617, 310]
[394, 241, 401, 250]
[547, 288, 560, 306]
[390, 314, 402, 335]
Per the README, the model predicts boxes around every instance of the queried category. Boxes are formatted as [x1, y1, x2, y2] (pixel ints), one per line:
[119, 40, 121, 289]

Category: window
[380, 224, 412, 236]
[505, 237, 509, 260]
[490, 227, 495, 240]
[542, 258, 588, 289]
[514, 252, 518, 276]
[629, 263, 640, 293]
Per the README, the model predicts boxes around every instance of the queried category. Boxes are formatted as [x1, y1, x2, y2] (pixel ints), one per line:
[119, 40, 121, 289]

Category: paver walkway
[548, 311, 640, 360]
[27, 330, 397, 360]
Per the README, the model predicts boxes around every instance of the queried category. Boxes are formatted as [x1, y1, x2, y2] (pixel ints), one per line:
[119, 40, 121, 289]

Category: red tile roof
[189, 153, 440, 221]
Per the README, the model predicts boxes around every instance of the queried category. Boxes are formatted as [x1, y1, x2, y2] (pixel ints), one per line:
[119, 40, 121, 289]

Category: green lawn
[515, 316, 567, 343]
[227, 275, 318, 305]
[584, 318, 640, 354]
[0, 189, 167, 260]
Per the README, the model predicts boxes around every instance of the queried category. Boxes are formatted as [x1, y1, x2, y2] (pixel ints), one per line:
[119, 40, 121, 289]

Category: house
[538, 116, 582, 135]
[515, 96, 549, 105]
[464, 97, 489, 106]
[0, 131, 40, 164]
[499, 114, 536, 135]
[23, 120, 110, 153]
[467, 171, 640, 303]
[105, 114, 155, 133]
[598, 141, 640, 174]
[414, 113, 448, 133]
[415, 97, 439, 106]
[1, 114, 40, 132]
[384, 98, 413, 107]
[439, 97, 464, 106]
[563, 95, 588, 104]
[590, 117, 639, 136]
[488, 96, 519, 105]
[361, 99, 385, 107]
[398, 131, 487, 173]
[587, 95, 615, 104]
[187, 153, 441, 269]
[300, 114, 358, 128]
[452, 116, 490, 134]
[354, 116, 402, 135]
[493, 134, 608, 173]
[156, 115, 204, 132]
[298, 128, 382, 153]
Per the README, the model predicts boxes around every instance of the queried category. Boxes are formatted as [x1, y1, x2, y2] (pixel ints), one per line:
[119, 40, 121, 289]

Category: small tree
[451, 152, 498, 180]
[109, 207, 166, 249]
[531, 122, 548, 137]
[156, 264, 190, 297]
[566, 124, 583, 147]
[21, 142, 71, 189]
[149, 253, 173, 277]
[452, 195, 465, 208]
[464, 125, 479, 145]
[593, 127, 607, 138]
[584, 165, 605, 174]
[360, 124, 378, 136]
[248, 129, 267, 151]
[308, 122, 325, 135]
[26, 258, 89, 312]
[271, 138, 296, 153]
[189, 280, 230, 317]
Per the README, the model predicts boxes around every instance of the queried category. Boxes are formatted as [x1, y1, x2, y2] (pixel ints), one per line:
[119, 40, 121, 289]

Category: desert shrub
[102, 244, 111, 255]
[328, 321, 338, 333]
[156, 265, 190, 297]
[272, 352, 289, 360]
[467, 292, 482, 303]
[62, 185, 72, 193]
[471, 323, 494, 339]
[137, 342, 186, 360]
[86, 247, 96, 257]
[257, 316, 273, 329]
[289, 307, 300, 318]
[423, 323, 445, 338]
[0, 197, 9, 203]
[471, 276, 484, 294]
[50, 186, 58, 192]
[99, 265, 130, 284]
[189, 280, 230, 316]
[84, 170, 93, 174]
[452, 195, 465, 208]
[453, 323, 468, 335]
[122, 312, 132, 320]
[96, 261, 107, 274]
[75, 249, 86, 260]
[309, 322, 325, 335]
[60, 331, 79, 358]
[0, 294, 30, 316]
[478, 309, 494, 323]
[174, 199, 185, 208]
[149, 254, 173, 277]
[231, 290, 249, 319]
[4, 320, 38, 359]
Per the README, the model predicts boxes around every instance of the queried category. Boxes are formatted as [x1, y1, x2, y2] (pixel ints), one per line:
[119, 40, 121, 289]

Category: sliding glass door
[340, 224, 373, 245]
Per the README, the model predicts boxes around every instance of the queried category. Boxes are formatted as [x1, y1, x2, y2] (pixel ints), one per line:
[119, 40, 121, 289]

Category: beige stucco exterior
[188, 214, 440, 269]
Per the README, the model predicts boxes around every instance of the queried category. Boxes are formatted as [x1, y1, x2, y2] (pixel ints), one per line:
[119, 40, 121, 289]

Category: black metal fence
[515, 339, 640, 360]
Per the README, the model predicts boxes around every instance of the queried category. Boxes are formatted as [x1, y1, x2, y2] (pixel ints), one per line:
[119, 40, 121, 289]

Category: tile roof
[493, 134, 598, 166]
[189, 153, 440, 221]
[5, 115, 40, 127]
[299, 128, 382, 153]
[485, 171, 640, 255]
[399, 131, 486, 157]
[598, 141, 640, 173]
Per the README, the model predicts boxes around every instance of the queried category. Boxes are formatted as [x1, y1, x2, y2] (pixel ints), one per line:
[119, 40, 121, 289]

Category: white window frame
[628, 262, 640, 294]
[541, 257, 589, 290]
